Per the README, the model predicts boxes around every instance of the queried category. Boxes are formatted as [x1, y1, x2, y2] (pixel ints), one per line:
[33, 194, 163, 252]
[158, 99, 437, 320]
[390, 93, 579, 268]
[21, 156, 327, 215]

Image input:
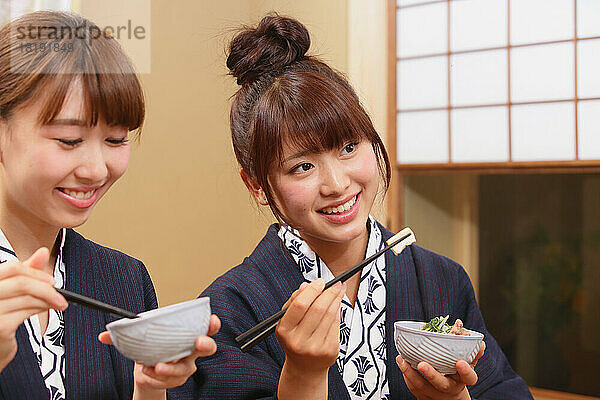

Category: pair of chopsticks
[56, 288, 138, 319]
[236, 228, 416, 352]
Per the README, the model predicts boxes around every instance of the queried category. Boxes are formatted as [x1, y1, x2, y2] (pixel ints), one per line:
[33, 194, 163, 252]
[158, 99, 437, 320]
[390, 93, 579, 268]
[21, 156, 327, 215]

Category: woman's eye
[56, 138, 82, 146]
[106, 137, 129, 145]
[292, 162, 313, 173]
[342, 142, 358, 155]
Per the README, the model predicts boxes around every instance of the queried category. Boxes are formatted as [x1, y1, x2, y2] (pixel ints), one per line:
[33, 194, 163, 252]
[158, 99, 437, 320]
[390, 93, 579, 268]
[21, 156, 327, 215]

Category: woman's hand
[98, 314, 220, 400]
[396, 341, 486, 400]
[0, 248, 67, 372]
[276, 279, 346, 400]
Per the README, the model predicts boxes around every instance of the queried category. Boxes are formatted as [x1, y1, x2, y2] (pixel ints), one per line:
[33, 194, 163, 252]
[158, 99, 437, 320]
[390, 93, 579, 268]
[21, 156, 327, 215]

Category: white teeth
[63, 189, 94, 200]
[321, 195, 357, 215]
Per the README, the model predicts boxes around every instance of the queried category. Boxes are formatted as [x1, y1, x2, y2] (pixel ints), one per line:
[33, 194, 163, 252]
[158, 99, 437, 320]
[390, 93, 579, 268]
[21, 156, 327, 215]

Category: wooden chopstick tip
[387, 227, 416, 255]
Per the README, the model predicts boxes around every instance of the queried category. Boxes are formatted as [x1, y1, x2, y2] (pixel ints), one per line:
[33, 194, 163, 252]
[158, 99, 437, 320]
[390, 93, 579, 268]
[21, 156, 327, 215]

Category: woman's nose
[74, 145, 108, 184]
[320, 162, 350, 196]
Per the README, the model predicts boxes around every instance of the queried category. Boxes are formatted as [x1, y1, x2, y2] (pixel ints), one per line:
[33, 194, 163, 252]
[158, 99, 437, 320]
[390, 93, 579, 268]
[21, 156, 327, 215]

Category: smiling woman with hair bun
[171, 13, 533, 400]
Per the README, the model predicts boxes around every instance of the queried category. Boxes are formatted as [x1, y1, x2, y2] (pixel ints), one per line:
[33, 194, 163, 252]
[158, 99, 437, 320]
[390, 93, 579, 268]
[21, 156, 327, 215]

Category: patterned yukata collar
[277, 215, 381, 280]
[277, 216, 390, 399]
[0, 230, 15, 261]
[277, 223, 319, 277]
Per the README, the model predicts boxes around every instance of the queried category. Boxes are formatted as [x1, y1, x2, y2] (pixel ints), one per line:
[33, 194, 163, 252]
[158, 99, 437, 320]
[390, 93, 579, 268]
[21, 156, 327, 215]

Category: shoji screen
[395, 0, 600, 166]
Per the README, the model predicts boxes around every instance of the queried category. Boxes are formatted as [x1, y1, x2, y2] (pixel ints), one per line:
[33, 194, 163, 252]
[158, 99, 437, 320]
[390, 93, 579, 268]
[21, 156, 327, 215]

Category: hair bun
[227, 14, 310, 85]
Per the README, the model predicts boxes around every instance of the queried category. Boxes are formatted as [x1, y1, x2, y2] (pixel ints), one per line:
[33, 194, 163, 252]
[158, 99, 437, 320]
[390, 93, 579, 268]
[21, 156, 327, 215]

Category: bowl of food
[394, 316, 484, 374]
[106, 297, 210, 366]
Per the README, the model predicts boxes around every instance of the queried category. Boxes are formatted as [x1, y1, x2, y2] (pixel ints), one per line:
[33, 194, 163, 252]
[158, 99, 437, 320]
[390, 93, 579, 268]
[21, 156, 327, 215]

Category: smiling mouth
[58, 188, 96, 200]
[319, 194, 359, 215]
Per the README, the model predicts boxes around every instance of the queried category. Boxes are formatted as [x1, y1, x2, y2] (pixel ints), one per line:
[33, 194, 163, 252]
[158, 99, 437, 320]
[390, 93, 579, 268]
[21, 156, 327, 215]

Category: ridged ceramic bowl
[106, 297, 210, 366]
[394, 321, 484, 374]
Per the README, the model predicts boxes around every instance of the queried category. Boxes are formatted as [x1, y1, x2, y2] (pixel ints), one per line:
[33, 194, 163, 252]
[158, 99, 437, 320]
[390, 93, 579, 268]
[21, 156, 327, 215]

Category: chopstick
[56, 288, 138, 319]
[236, 228, 416, 351]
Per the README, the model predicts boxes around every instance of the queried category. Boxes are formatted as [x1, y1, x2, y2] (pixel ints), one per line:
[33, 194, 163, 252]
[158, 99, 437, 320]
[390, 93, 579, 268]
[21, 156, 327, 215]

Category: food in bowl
[421, 315, 470, 336]
[394, 318, 484, 374]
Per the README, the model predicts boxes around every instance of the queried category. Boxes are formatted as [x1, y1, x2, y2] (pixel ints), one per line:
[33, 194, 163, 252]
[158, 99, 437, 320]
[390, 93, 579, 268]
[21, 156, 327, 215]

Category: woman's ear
[240, 169, 268, 205]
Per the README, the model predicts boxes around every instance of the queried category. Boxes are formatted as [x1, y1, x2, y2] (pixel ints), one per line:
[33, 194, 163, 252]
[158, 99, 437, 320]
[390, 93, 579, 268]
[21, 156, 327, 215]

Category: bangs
[253, 72, 376, 169]
[7, 12, 145, 134]
[35, 70, 144, 134]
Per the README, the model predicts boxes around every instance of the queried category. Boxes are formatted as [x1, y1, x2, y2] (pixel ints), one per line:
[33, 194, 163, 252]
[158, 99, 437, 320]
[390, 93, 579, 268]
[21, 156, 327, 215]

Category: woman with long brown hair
[0, 11, 218, 400]
[176, 14, 533, 400]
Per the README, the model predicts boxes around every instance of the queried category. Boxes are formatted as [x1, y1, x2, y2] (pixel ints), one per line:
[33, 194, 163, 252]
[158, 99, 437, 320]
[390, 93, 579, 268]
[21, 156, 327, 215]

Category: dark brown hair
[0, 11, 144, 133]
[227, 14, 391, 221]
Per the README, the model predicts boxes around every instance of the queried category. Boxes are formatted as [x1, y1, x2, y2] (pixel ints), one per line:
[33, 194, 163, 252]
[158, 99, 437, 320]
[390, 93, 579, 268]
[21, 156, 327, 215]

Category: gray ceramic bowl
[394, 321, 483, 374]
[106, 297, 210, 365]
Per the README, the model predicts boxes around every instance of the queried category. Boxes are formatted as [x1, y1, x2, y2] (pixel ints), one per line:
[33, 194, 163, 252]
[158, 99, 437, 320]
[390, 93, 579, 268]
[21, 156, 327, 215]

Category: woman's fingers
[282, 281, 309, 310]
[139, 364, 162, 381]
[0, 248, 64, 313]
[312, 282, 345, 343]
[278, 279, 325, 331]
[417, 361, 464, 394]
[139, 358, 196, 388]
[97, 331, 113, 345]
[0, 295, 57, 314]
[0, 249, 59, 370]
[275, 280, 345, 376]
[22, 248, 50, 271]
[155, 358, 196, 378]
[207, 314, 220, 336]
[396, 356, 435, 399]
[455, 360, 478, 386]
[446, 341, 484, 384]
[136, 363, 177, 389]
[397, 354, 477, 399]
[322, 283, 345, 354]
[0, 276, 66, 309]
[0, 309, 48, 334]
[0, 260, 54, 284]
[290, 281, 343, 340]
[190, 335, 217, 358]
[471, 341, 486, 367]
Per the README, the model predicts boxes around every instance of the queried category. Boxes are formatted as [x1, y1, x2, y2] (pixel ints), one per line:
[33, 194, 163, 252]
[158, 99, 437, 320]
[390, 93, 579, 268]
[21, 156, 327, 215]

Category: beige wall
[250, 0, 348, 72]
[78, 0, 351, 305]
[403, 174, 479, 296]
[347, 0, 388, 223]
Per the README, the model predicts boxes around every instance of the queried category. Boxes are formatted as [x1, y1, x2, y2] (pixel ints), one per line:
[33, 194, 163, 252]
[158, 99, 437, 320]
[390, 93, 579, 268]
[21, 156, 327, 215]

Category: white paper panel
[398, 56, 448, 110]
[398, 3, 447, 58]
[577, 0, 600, 38]
[451, 49, 507, 106]
[511, 43, 574, 102]
[397, 111, 448, 164]
[512, 102, 576, 161]
[578, 100, 600, 160]
[577, 39, 600, 98]
[451, 106, 509, 162]
[511, 0, 574, 45]
[398, 0, 439, 6]
[451, 0, 507, 52]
